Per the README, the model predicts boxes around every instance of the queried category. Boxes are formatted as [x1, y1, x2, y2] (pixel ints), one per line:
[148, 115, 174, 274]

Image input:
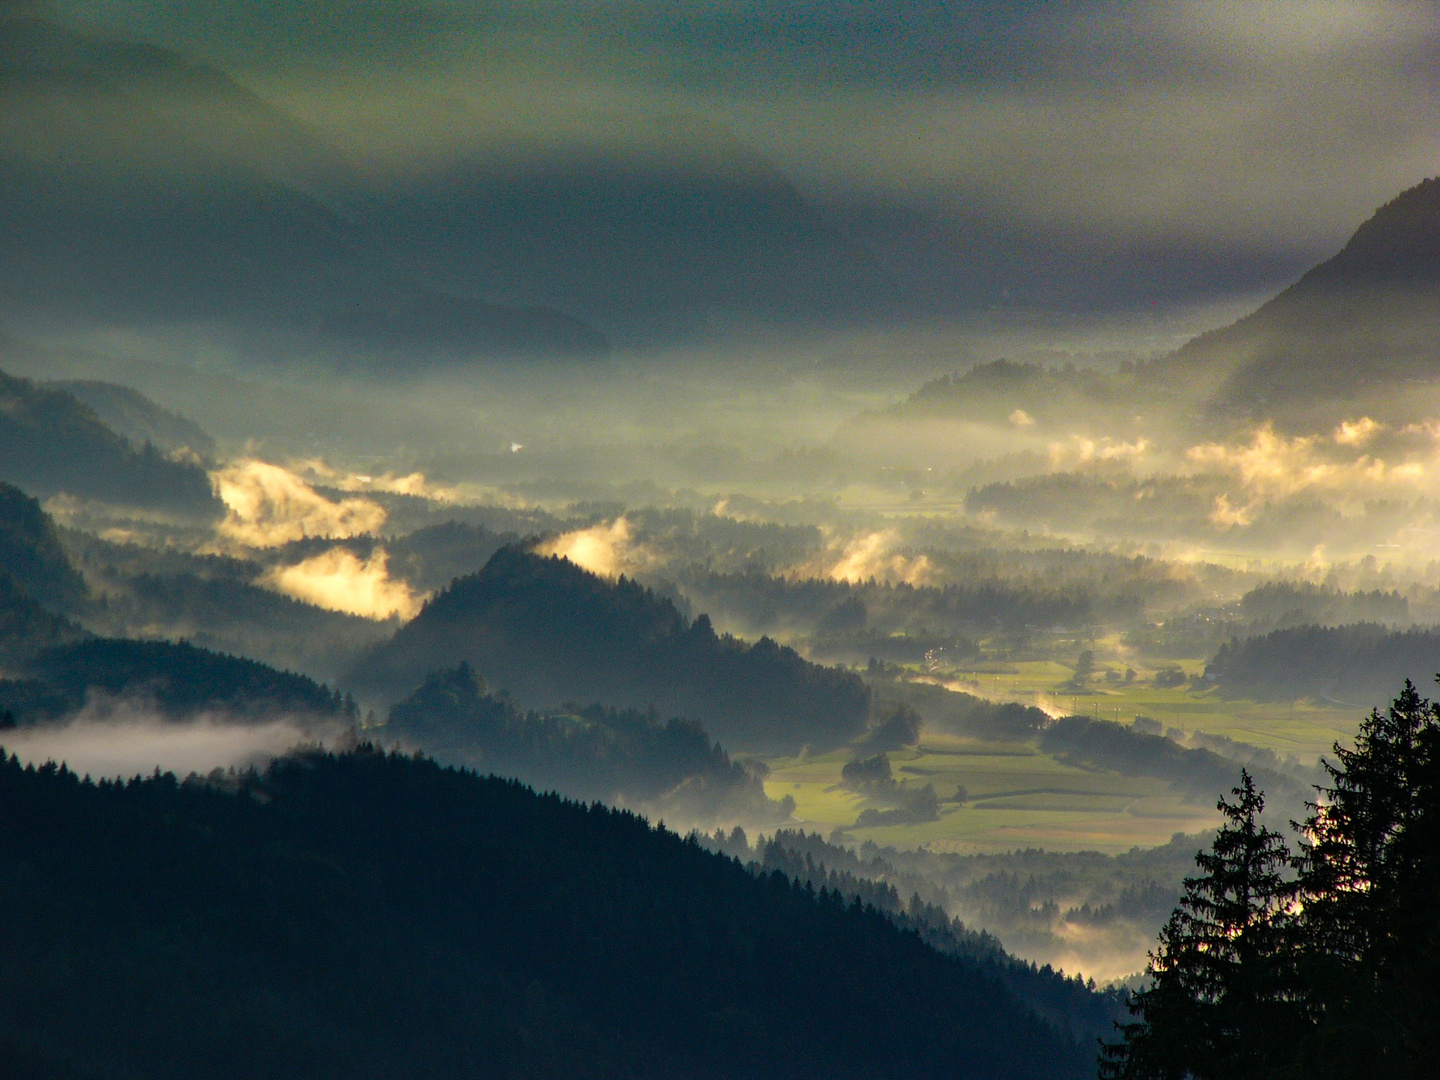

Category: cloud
[212, 459, 387, 547]
[259, 547, 424, 620]
[1049, 435, 1153, 469]
[292, 458, 476, 503]
[802, 529, 936, 587]
[1334, 417, 1381, 447]
[534, 517, 656, 578]
[1181, 420, 1440, 536]
[0, 714, 328, 780]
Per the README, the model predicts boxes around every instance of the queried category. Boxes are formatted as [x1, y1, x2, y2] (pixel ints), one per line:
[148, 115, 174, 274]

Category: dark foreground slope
[0, 747, 1090, 1080]
[356, 548, 871, 751]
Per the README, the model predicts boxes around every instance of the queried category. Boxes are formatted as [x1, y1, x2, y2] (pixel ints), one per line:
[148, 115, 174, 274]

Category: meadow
[763, 650, 1364, 854]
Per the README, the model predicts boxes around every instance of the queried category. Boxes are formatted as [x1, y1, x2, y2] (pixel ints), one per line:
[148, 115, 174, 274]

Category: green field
[763, 655, 1368, 855]
[765, 733, 1222, 855]
[939, 657, 1361, 760]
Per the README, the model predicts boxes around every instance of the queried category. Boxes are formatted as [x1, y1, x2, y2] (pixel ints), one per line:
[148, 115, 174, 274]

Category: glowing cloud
[293, 458, 476, 504]
[1048, 435, 1152, 469]
[214, 460, 387, 547]
[808, 530, 936, 586]
[260, 548, 424, 620]
[1186, 421, 1433, 503]
[535, 517, 655, 578]
[1334, 417, 1381, 447]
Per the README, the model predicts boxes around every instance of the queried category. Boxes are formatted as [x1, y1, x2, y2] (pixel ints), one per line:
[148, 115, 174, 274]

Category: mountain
[0, 364, 221, 515]
[0, 745, 1092, 1079]
[18, 638, 352, 722]
[0, 575, 87, 676]
[343, 108, 904, 343]
[1175, 177, 1440, 415]
[0, 14, 607, 359]
[49, 379, 216, 458]
[353, 547, 871, 751]
[0, 481, 86, 607]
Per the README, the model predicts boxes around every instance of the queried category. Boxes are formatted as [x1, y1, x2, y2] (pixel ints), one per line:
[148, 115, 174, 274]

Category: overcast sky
[35, 0, 1440, 292]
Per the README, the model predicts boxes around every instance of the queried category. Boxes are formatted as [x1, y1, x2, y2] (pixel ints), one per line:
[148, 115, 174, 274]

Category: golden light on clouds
[534, 517, 656, 578]
[213, 460, 387, 548]
[259, 548, 424, 621]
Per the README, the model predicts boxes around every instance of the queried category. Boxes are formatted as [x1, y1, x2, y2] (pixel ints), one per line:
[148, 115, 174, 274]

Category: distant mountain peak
[1302, 176, 1440, 287]
[1172, 175, 1440, 416]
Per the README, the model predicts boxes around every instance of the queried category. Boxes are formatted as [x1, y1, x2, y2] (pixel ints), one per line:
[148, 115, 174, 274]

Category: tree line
[1101, 678, 1440, 1078]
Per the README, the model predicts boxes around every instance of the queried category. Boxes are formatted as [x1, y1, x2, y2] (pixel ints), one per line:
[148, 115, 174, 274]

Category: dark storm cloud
[41, 1, 1440, 271]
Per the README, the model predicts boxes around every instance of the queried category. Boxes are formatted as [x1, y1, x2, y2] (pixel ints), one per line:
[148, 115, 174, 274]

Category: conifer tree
[1100, 771, 1299, 1080]
[1293, 680, 1440, 1078]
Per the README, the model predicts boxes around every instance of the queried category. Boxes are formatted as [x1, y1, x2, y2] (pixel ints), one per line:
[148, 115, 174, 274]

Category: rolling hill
[353, 547, 871, 752]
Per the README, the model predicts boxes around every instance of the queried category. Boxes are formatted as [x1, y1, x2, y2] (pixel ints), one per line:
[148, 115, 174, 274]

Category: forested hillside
[386, 663, 792, 821]
[0, 745, 1091, 1079]
[358, 548, 871, 751]
[0, 368, 220, 514]
[1208, 624, 1440, 704]
[16, 639, 351, 722]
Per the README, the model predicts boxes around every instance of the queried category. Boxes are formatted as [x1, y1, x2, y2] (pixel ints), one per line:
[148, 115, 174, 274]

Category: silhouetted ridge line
[0, 744, 1091, 1079]
[356, 546, 871, 751]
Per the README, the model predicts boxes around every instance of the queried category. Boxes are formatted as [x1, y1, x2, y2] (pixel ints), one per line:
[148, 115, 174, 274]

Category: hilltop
[354, 547, 871, 752]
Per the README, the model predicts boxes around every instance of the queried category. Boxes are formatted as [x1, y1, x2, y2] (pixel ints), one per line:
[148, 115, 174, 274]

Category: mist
[0, 712, 332, 780]
[4, 0, 1440, 1013]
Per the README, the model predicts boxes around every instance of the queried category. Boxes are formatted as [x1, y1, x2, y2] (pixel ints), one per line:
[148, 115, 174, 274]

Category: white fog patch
[213, 459, 387, 547]
[0, 714, 327, 780]
[535, 517, 657, 578]
[260, 547, 424, 620]
[1048, 434, 1153, 469]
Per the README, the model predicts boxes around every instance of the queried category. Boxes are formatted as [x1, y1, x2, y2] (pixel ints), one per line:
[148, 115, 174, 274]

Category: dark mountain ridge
[0, 363, 221, 515]
[1175, 176, 1440, 415]
[0, 744, 1092, 1078]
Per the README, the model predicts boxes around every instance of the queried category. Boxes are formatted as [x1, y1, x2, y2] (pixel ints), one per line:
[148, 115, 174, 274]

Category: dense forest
[0, 572, 87, 669]
[1236, 581, 1410, 629]
[0, 744, 1093, 1080]
[357, 548, 872, 751]
[386, 663, 792, 821]
[672, 566, 1113, 638]
[16, 638, 352, 722]
[0, 482, 86, 607]
[1101, 679, 1440, 1078]
[0, 369, 219, 515]
[721, 828, 1127, 1044]
[1207, 624, 1440, 703]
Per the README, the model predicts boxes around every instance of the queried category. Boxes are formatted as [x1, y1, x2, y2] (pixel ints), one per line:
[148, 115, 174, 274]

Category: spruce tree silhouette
[1100, 770, 1300, 1080]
